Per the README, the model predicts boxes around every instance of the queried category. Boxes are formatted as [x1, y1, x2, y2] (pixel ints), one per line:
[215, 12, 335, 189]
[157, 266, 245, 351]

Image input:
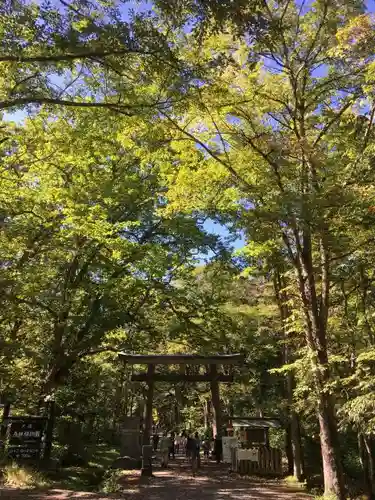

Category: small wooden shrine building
[229, 417, 282, 447]
[229, 418, 283, 476]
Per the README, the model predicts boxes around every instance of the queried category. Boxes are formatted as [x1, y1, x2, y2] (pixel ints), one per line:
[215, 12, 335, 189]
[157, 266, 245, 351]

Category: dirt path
[0, 460, 312, 500]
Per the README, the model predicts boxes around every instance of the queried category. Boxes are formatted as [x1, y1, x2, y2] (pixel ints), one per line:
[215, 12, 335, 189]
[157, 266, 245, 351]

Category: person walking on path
[175, 434, 184, 455]
[152, 433, 159, 452]
[194, 432, 201, 469]
[169, 431, 175, 460]
[186, 434, 194, 461]
[213, 435, 223, 463]
[203, 438, 211, 459]
[160, 432, 171, 468]
[190, 433, 200, 476]
[181, 433, 187, 455]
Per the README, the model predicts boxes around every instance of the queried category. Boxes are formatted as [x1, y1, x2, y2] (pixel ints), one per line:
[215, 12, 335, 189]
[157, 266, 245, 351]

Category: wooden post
[143, 364, 155, 446]
[264, 428, 270, 447]
[174, 364, 185, 428]
[141, 444, 153, 476]
[204, 399, 209, 431]
[43, 400, 56, 464]
[210, 364, 222, 437]
[1, 402, 11, 452]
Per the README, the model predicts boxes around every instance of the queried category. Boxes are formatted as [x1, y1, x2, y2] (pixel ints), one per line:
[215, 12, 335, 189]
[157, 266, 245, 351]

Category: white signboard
[237, 448, 258, 462]
[222, 437, 238, 463]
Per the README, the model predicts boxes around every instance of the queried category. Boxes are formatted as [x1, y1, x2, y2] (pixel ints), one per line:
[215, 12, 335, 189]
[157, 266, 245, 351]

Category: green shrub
[269, 428, 285, 449]
[3, 463, 49, 489]
[284, 475, 307, 489]
[314, 495, 338, 500]
[100, 469, 124, 493]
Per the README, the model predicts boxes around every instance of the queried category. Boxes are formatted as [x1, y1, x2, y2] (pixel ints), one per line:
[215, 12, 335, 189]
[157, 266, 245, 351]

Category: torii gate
[118, 353, 244, 443]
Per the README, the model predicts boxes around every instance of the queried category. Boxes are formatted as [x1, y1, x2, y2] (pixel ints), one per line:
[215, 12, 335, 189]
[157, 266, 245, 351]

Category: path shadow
[0, 458, 311, 500]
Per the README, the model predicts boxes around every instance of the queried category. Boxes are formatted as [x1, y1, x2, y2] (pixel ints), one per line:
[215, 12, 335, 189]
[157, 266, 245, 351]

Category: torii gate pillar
[210, 364, 222, 437]
[143, 364, 155, 445]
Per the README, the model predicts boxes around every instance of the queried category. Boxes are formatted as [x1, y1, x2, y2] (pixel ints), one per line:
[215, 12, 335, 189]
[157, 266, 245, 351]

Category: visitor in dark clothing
[190, 434, 199, 475]
[213, 435, 223, 463]
[169, 431, 175, 459]
[203, 439, 211, 458]
[186, 434, 194, 459]
[194, 432, 201, 468]
[152, 433, 159, 452]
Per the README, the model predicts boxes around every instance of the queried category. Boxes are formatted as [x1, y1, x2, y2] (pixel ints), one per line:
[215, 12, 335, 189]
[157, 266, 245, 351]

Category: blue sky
[203, 220, 245, 253]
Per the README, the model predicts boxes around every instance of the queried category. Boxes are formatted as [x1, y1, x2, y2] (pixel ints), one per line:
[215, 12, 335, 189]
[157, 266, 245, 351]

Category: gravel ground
[0, 460, 312, 500]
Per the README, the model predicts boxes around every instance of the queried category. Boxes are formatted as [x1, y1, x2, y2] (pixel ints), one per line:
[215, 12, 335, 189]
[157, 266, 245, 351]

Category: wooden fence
[231, 446, 282, 476]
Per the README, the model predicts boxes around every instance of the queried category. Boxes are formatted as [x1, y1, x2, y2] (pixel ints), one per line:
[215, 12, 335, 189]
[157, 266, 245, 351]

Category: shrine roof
[230, 417, 282, 429]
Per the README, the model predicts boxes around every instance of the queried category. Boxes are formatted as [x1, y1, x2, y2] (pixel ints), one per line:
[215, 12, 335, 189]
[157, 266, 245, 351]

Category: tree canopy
[1, 1, 375, 499]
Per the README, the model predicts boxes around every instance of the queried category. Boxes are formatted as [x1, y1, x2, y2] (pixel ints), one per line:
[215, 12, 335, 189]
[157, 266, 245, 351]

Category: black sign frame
[4, 416, 47, 462]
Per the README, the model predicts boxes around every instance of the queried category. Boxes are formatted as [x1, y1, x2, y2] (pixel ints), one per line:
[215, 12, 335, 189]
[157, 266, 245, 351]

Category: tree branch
[161, 112, 254, 193]
[0, 48, 168, 64]
[77, 346, 123, 358]
[362, 103, 375, 152]
[0, 97, 134, 112]
[59, 0, 92, 19]
[313, 99, 356, 147]
[5, 295, 58, 317]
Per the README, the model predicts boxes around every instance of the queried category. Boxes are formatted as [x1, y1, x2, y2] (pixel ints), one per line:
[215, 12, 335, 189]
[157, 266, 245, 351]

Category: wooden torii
[118, 353, 244, 443]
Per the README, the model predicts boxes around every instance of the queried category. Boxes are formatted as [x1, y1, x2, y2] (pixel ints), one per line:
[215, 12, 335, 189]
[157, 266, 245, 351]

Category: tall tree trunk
[359, 266, 375, 346]
[285, 424, 294, 475]
[42, 351, 77, 396]
[364, 436, 375, 497]
[311, 322, 345, 497]
[290, 408, 304, 480]
[358, 433, 375, 498]
[316, 392, 344, 498]
[273, 268, 304, 482]
[290, 229, 345, 499]
[306, 321, 345, 497]
[287, 369, 304, 481]
[286, 359, 304, 480]
[359, 434, 375, 499]
[42, 363, 64, 396]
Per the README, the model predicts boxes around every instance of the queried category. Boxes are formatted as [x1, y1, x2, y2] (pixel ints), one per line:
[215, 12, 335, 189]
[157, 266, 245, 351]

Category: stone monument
[112, 416, 142, 470]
